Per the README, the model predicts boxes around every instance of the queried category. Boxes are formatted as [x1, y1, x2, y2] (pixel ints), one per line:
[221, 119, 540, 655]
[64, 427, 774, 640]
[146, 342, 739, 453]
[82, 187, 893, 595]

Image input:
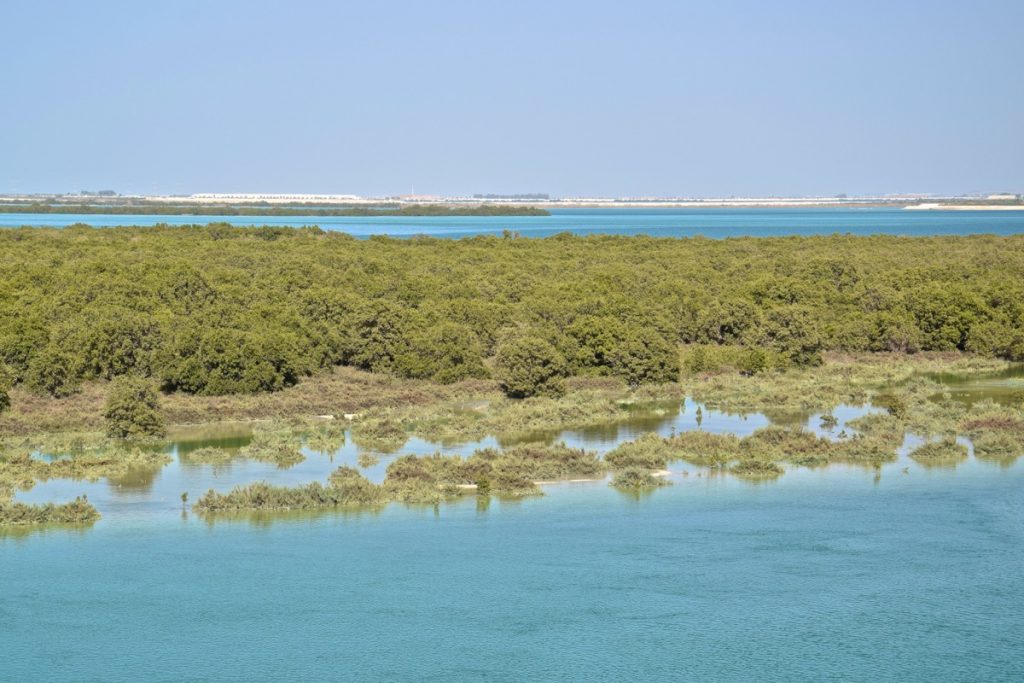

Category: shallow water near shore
[12, 398, 876, 523]
[923, 364, 1024, 406]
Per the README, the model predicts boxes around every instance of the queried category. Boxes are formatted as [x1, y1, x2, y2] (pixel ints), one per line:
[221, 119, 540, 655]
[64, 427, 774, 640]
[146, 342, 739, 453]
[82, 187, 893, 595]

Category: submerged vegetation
[0, 446, 171, 494]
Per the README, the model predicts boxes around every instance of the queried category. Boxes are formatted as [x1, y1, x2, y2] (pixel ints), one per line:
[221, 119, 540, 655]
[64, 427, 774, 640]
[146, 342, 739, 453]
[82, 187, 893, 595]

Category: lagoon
[3, 206, 1024, 238]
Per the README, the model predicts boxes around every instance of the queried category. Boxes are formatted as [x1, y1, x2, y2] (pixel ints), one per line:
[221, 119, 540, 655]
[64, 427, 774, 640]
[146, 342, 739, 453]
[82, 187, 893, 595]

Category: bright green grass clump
[667, 430, 743, 468]
[611, 466, 671, 490]
[194, 480, 374, 513]
[0, 495, 99, 527]
[605, 433, 674, 470]
[729, 459, 785, 479]
[959, 409, 1024, 462]
[909, 437, 969, 466]
[195, 442, 607, 513]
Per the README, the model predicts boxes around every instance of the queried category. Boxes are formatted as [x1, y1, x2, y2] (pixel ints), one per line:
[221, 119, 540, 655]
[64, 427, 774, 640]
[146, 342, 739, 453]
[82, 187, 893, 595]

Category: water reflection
[14, 398, 874, 519]
[12, 379, 1023, 525]
[923, 365, 1024, 406]
[105, 464, 163, 492]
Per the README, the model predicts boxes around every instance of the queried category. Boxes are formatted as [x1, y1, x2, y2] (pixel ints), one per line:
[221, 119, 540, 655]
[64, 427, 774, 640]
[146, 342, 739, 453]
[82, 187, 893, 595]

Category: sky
[2, 0, 1022, 198]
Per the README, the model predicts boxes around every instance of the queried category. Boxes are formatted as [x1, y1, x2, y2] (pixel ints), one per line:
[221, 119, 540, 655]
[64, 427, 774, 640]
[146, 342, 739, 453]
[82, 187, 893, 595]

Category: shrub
[738, 347, 769, 376]
[158, 327, 310, 395]
[611, 467, 671, 489]
[970, 431, 1024, 461]
[0, 319, 49, 381]
[0, 496, 100, 526]
[494, 336, 568, 398]
[668, 430, 741, 468]
[730, 459, 784, 478]
[566, 315, 624, 372]
[869, 311, 923, 353]
[328, 466, 387, 505]
[103, 376, 165, 438]
[758, 307, 824, 367]
[0, 365, 10, 414]
[909, 437, 968, 465]
[609, 329, 680, 386]
[194, 480, 380, 512]
[392, 322, 489, 384]
[685, 345, 709, 374]
[605, 432, 671, 469]
[967, 321, 1024, 362]
[25, 345, 80, 398]
[874, 393, 908, 420]
[239, 423, 305, 467]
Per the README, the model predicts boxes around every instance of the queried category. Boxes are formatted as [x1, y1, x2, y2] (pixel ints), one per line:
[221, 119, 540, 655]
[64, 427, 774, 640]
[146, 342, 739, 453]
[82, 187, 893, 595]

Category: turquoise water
[4, 395, 1024, 681]
[3, 464, 1022, 682]
[3, 206, 1024, 237]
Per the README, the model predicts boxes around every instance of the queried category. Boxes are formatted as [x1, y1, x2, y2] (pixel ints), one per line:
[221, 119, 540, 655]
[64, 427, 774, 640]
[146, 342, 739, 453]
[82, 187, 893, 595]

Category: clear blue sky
[2, 0, 1022, 197]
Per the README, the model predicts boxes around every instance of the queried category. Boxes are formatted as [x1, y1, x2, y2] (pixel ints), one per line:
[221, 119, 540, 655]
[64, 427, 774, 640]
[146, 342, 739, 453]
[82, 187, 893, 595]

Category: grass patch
[730, 459, 785, 479]
[357, 453, 381, 468]
[909, 437, 969, 466]
[611, 467, 671, 490]
[605, 432, 673, 469]
[194, 470, 385, 513]
[0, 495, 100, 527]
[196, 442, 606, 513]
[237, 422, 306, 468]
[666, 431, 743, 468]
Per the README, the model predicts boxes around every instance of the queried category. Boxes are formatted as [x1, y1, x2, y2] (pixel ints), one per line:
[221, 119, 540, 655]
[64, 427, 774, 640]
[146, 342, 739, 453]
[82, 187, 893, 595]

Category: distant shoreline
[903, 203, 1024, 211]
[0, 203, 550, 218]
[3, 201, 1022, 213]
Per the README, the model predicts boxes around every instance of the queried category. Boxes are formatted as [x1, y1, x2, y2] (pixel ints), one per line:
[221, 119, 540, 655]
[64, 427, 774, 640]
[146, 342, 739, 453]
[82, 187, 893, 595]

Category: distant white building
[987, 193, 1019, 201]
[150, 193, 368, 204]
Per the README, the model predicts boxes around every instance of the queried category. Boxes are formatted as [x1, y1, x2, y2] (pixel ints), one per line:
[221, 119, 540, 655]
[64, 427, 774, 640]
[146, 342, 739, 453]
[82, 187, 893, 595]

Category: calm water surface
[3, 206, 1024, 238]
[4, 462, 1022, 682]
[3, 387, 1023, 680]
[924, 365, 1024, 405]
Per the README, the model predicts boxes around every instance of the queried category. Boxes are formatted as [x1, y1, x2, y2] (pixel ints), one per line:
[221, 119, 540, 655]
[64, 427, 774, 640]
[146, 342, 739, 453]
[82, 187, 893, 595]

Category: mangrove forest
[0, 225, 1022, 411]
